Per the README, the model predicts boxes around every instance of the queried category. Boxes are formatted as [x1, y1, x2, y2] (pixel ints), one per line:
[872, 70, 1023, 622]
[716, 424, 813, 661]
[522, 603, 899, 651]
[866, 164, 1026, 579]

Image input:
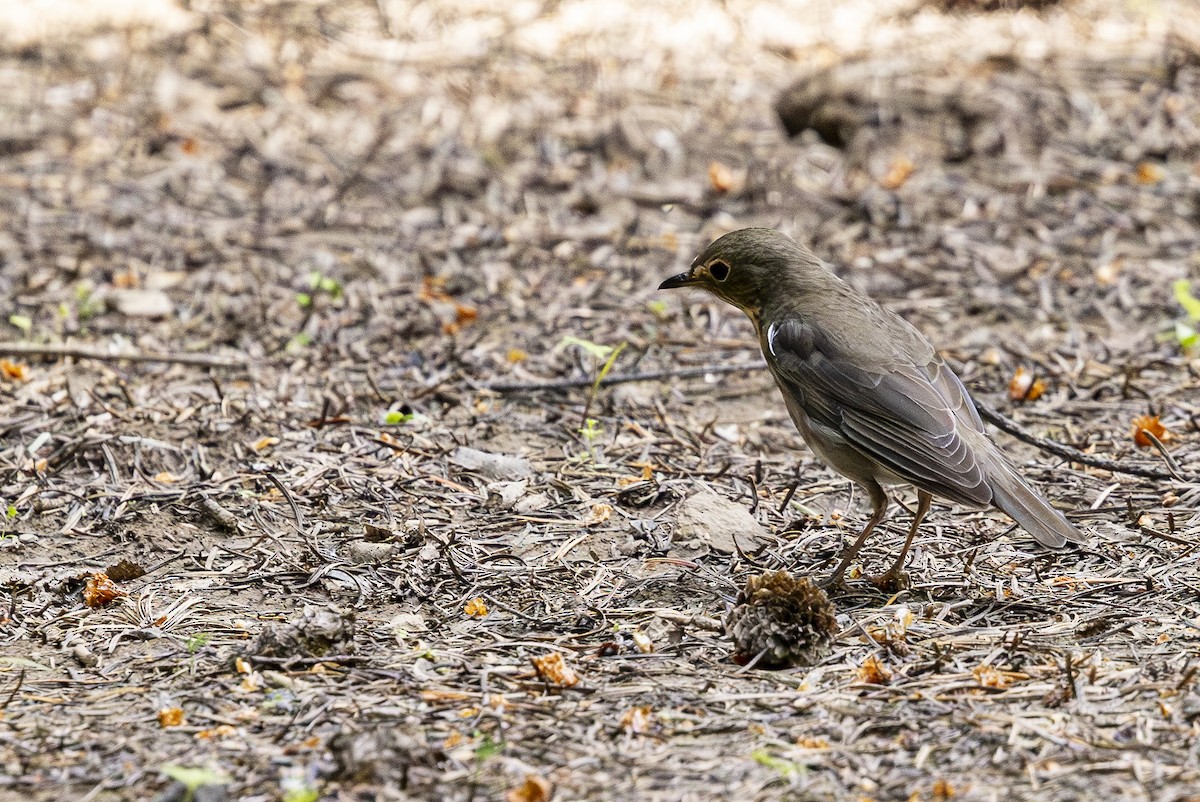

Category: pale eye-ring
[709, 260, 730, 282]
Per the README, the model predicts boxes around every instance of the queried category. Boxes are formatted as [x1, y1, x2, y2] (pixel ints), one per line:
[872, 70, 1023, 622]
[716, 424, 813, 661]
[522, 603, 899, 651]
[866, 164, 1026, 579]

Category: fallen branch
[485, 359, 1187, 483]
[974, 399, 1184, 482]
[478, 362, 764, 393]
[0, 342, 247, 369]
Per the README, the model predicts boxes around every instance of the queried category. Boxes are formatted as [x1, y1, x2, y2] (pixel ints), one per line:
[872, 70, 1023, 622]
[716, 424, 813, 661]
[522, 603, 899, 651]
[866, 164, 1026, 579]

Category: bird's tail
[988, 461, 1084, 548]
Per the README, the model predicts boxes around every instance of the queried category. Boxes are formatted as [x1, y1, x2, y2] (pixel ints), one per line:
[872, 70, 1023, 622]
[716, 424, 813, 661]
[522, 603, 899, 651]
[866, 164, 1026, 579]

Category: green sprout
[580, 418, 602, 442]
[185, 633, 211, 654]
[384, 410, 414, 425]
[297, 272, 343, 310]
[75, 284, 103, 320]
[473, 732, 504, 761]
[559, 335, 626, 428]
[8, 314, 31, 333]
[751, 749, 805, 780]
[1173, 279, 1200, 352]
[160, 765, 231, 801]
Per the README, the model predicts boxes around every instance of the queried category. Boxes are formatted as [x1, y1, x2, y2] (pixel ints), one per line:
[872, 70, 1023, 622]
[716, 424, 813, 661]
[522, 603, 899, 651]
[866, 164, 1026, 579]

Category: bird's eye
[709, 260, 730, 282]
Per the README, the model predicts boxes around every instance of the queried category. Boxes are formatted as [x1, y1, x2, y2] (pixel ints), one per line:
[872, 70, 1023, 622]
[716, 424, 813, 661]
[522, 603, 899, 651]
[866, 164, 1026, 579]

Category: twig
[974, 399, 1186, 482]
[478, 362, 765, 394]
[0, 342, 246, 369]
[486, 360, 1185, 483]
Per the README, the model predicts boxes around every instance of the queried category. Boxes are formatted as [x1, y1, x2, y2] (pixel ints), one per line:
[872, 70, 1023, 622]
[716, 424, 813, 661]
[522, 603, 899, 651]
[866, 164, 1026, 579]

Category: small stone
[671, 489, 770, 555]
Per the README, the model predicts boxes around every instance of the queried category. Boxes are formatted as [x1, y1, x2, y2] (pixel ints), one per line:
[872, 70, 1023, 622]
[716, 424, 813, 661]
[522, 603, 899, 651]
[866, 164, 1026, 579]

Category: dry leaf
[630, 629, 653, 654]
[585, 503, 613, 525]
[506, 774, 552, 802]
[857, 654, 892, 685]
[620, 705, 653, 734]
[972, 663, 1010, 689]
[112, 267, 140, 289]
[195, 724, 237, 739]
[1131, 414, 1169, 448]
[154, 471, 181, 484]
[0, 359, 29, 381]
[464, 597, 489, 617]
[1135, 162, 1164, 184]
[454, 304, 478, 326]
[83, 573, 126, 607]
[418, 276, 452, 303]
[1007, 366, 1045, 402]
[880, 157, 915, 190]
[158, 707, 185, 727]
[707, 161, 740, 194]
[933, 777, 955, 800]
[531, 651, 580, 687]
[253, 436, 280, 451]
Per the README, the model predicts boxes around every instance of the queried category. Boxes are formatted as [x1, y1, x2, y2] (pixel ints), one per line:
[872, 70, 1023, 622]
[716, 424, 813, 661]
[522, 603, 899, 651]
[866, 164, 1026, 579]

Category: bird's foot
[867, 567, 911, 594]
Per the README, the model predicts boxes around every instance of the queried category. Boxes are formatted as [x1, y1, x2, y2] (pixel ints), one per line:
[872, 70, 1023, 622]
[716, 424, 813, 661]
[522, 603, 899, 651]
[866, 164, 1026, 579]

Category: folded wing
[766, 318, 992, 507]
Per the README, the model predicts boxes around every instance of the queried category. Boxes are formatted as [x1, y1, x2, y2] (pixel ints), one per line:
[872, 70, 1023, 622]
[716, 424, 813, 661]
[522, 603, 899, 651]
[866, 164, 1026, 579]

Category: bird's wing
[765, 318, 992, 505]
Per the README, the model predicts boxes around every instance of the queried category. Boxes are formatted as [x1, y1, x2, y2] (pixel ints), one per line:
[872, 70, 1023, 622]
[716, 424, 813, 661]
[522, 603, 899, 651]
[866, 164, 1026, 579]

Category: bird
[659, 228, 1083, 590]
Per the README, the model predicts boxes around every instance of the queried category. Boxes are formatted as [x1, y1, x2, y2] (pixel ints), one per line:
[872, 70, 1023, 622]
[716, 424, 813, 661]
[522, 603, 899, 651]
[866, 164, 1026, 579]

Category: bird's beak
[658, 271, 694, 290]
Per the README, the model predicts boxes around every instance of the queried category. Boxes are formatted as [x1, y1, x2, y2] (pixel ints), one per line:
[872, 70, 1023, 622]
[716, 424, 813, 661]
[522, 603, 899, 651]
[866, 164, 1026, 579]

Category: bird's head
[658, 228, 825, 318]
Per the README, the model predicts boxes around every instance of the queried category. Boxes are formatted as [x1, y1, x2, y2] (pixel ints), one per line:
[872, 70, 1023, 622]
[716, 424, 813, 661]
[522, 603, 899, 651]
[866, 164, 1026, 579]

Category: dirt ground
[2, 1, 1200, 800]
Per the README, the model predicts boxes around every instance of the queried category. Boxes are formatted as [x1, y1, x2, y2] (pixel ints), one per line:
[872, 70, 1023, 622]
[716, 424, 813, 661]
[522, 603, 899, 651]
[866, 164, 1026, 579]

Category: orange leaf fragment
[419, 276, 452, 303]
[857, 654, 892, 685]
[972, 663, 1010, 689]
[464, 597, 489, 617]
[454, 304, 478, 325]
[506, 774, 552, 802]
[708, 161, 738, 194]
[933, 778, 956, 800]
[585, 503, 613, 525]
[83, 573, 126, 607]
[158, 707, 185, 727]
[195, 724, 237, 739]
[252, 436, 279, 452]
[531, 651, 580, 687]
[620, 705, 653, 734]
[1135, 162, 1164, 184]
[507, 348, 527, 363]
[880, 157, 915, 190]
[0, 359, 29, 381]
[154, 471, 181, 484]
[1007, 366, 1045, 402]
[1131, 415, 1169, 448]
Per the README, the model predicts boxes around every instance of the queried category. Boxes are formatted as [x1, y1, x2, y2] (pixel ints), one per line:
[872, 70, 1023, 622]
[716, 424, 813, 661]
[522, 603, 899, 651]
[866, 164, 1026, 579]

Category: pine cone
[726, 571, 838, 668]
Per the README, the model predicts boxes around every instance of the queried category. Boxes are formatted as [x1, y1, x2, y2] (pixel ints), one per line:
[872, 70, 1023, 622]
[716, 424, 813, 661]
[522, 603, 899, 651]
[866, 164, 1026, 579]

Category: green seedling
[1173, 279, 1200, 352]
[751, 748, 805, 780]
[384, 410, 414, 425]
[558, 335, 626, 428]
[8, 314, 31, 333]
[160, 765, 231, 801]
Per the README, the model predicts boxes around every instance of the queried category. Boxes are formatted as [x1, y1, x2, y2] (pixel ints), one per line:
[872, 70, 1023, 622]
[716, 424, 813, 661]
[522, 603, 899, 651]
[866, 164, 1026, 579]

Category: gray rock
[671, 489, 771, 555]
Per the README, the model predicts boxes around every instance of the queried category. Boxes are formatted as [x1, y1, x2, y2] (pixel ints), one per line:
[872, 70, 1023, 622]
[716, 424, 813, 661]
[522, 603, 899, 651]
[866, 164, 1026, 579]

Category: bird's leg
[869, 490, 932, 593]
[822, 482, 888, 590]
